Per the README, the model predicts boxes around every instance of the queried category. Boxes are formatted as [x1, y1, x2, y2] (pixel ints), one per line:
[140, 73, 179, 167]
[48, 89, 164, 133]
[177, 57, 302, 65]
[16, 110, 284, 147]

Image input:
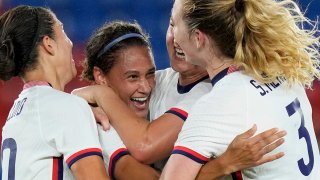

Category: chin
[135, 110, 149, 118]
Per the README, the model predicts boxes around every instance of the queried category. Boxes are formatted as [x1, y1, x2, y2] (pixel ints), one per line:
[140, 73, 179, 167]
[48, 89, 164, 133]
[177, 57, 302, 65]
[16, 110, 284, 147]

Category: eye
[147, 70, 155, 79]
[128, 74, 139, 80]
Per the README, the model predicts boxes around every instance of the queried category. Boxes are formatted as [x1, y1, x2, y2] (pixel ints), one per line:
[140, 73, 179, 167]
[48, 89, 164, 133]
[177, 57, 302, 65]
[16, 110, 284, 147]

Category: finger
[101, 119, 111, 131]
[262, 138, 285, 154]
[238, 124, 257, 139]
[255, 130, 287, 148]
[255, 152, 285, 166]
[248, 128, 281, 145]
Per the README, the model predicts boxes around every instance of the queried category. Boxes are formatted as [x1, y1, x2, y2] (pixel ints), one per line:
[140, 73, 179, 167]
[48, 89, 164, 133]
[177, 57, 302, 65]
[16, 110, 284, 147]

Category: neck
[206, 58, 233, 80]
[23, 65, 65, 91]
[179, 69, 208, 86]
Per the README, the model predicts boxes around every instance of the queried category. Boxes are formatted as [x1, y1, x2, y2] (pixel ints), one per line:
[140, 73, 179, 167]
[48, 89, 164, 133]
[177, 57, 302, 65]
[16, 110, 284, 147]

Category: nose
[138, 78, 152, 94]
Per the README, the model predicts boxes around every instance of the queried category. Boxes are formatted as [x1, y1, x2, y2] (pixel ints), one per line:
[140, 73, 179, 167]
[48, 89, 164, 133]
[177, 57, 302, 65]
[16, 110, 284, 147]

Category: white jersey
[1, 82, 103, 180]
[150, 68, 211, 121]
[98, 68, 212, 175]
[98, 125, 128, 179]
[149, 68, 211, 170]
[174, 68, 320, 179]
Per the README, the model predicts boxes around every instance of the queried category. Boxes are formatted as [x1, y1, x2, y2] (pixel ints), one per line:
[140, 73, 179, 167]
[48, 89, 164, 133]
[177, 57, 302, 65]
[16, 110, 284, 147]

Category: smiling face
[51, 14, 77, 84]
[105, 45, 155, 118]
[167, 18, 207, 78]
[171, 0, 203, 67]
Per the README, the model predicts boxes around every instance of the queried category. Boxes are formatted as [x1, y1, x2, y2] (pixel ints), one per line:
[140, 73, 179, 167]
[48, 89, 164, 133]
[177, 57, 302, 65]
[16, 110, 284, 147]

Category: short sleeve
[173, 76, 248, 163]
[41, 95, 103, 168]
[98, 125, 128, 179]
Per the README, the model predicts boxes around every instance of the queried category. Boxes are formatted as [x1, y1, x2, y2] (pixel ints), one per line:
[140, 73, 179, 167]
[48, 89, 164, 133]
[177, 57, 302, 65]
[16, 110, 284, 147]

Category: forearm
[114, 155, 160, 180]
[196, 155, 230, 180]
[96, 87, 182, 163]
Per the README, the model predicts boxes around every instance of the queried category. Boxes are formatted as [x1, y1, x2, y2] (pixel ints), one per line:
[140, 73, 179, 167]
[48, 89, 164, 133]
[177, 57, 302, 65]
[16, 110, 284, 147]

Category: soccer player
[74, 20, 286, 179]
[160, 0, 320, 179]
[0, 6, 108, 179]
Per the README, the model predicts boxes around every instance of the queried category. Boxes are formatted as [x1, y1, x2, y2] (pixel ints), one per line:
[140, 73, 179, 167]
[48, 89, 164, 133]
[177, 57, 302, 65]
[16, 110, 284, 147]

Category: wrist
[217, 153, 235, 176]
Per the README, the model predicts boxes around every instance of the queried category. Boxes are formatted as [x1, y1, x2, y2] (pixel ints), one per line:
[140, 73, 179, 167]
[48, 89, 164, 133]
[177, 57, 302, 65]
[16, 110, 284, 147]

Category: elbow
[129, 142, 157, 164]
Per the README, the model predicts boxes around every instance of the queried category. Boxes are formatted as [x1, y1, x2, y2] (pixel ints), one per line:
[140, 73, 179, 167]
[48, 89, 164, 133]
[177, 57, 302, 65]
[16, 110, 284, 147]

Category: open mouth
[175, 47, 185, 59]
[131, 96, 149, 109]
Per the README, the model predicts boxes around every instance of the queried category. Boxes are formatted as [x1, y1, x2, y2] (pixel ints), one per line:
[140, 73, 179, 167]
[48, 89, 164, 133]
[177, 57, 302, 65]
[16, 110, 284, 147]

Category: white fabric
[98, 125, 128, 178]
[1, 85, 102, 180]
[150, 68, 211, 120]
[175, 72, 320, 179]
[149, 68, 211, 170]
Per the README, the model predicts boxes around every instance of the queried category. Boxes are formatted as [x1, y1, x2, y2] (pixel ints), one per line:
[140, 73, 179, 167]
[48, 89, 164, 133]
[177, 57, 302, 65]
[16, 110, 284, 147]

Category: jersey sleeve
[40, 95, 103, 168]
[98, 125, 128, 179]
[166, 82, 211, 121]
[173, 76, 249, 163]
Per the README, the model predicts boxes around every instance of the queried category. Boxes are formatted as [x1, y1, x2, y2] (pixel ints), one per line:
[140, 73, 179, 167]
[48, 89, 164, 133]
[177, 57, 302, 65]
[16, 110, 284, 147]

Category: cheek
[116, 83, 137, 101]
[148, 78, 156, 90]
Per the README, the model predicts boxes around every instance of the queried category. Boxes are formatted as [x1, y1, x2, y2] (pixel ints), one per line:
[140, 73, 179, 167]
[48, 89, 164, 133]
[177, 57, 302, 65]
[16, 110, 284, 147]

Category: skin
[167, 18, 208, 86]
[24, 13, 109, 180]
[93, 45, 160, 179]
[73, 21, 286, 179]
[162, 0, 282, 179]
[100, 46, 155, 118]
[170, 0, 232, 79]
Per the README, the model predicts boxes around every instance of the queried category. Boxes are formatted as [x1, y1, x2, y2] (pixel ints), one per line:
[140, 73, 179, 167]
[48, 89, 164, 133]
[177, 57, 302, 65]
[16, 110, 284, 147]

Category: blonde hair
[182, 0, 320, 88]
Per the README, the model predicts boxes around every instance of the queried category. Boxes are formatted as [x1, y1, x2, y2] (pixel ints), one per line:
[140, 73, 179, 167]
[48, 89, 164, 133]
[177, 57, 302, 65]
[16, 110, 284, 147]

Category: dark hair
[82, 20, 151, 82]
[0, 5, 55, 81]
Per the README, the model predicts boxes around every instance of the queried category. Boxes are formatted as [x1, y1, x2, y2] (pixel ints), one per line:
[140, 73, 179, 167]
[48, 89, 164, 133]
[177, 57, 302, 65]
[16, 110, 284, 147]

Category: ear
[193, 29, 206, 49]
[93, 66, 108, 85]
[41, 36, 55, 56]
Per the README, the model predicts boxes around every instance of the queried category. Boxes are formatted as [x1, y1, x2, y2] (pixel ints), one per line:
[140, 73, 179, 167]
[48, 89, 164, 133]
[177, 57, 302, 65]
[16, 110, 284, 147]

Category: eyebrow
[124, 67, 156, 75]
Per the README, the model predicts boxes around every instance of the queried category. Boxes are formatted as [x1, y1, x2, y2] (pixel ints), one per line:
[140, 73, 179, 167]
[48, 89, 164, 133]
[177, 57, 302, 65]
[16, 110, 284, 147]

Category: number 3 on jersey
[0, 138, 17, 180]
[286, 98, 314, 176]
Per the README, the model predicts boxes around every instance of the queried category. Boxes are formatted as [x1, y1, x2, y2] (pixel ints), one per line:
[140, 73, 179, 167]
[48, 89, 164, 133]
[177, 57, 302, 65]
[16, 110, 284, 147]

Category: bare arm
[114, 155, 160, 180]
[71, 156, 109, 180]
[72, 85, 184, 163]
[161, 125, 286, 180]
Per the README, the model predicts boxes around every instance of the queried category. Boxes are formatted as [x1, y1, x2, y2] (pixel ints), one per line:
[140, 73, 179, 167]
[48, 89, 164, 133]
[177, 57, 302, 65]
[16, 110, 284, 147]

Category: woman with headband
[76, 20, 286, 179]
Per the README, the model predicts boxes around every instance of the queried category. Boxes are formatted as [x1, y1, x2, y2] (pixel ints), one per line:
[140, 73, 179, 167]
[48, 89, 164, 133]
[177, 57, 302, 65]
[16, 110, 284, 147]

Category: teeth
[131, 97, 148, 102]
[175, 47, 185, 59]
[175, 48, 184, 54]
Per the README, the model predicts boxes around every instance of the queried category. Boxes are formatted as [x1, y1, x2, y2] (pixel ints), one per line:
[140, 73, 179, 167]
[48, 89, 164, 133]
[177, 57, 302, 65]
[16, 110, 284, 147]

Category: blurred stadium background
[0, 0, 319, 146]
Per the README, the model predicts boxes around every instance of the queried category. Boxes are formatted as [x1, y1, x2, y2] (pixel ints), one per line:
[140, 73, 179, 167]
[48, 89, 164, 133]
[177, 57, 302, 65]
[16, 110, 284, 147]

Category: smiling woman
[82, 21, 156, 119]
[0, 5, 108, 179]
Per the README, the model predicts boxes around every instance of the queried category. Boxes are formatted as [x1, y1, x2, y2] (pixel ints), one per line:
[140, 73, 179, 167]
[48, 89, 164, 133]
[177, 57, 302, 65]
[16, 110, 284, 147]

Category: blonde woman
[161, 0, 320, 179]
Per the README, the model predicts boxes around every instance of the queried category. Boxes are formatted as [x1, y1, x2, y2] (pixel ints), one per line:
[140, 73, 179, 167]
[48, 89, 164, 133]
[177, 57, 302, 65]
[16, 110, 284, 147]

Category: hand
[221, 124, 286, 174]
[71, 86, 98, 104]
[91, 106, 110, 131]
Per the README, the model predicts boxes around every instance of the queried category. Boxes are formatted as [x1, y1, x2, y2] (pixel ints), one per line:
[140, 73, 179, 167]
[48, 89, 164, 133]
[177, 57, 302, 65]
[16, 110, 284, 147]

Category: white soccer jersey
[149, 68, 211, 170]
[174, 68, 320, 179]
[98, 68, 212, 175]
[98, 125, 128, 179]
[1, 81, 103, 180]
[150, 68, 211, 121]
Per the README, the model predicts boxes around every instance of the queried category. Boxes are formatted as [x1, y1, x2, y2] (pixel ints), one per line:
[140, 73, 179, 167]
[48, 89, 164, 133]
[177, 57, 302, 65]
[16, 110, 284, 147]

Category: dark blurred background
[0, 0, 319, 146]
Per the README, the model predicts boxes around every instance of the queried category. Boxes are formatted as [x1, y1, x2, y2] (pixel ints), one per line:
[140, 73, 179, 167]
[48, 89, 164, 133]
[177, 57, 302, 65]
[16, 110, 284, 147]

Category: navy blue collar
[210, 68, 229, 87]
[177, 75, 209, 94]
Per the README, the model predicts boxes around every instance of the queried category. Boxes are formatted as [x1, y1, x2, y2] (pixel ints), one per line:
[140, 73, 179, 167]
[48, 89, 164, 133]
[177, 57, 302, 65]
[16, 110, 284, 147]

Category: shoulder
[38, 88, 91, 114]
[155, 68, 178, 84]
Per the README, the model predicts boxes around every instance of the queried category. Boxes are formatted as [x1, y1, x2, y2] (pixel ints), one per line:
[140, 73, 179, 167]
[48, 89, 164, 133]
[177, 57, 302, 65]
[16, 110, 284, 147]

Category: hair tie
[235, 0, 245, 13]
[97, 33, 144, 58]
